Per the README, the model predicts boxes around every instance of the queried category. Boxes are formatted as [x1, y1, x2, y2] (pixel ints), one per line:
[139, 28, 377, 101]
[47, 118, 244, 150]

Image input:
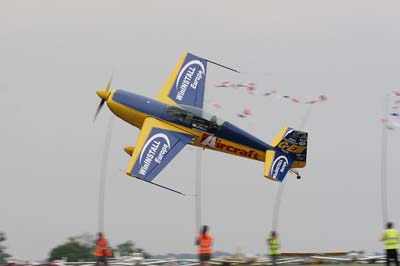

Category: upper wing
[156, 52, 208, 108]
[126, 117, 194, 182]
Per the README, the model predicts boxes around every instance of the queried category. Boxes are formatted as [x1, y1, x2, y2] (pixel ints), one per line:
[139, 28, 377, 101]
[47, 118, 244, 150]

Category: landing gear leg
[289, 169, 301, 180]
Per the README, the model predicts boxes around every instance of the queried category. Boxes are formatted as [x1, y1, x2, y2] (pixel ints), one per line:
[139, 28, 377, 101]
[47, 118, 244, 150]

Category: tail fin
[264, 127, 308, 181]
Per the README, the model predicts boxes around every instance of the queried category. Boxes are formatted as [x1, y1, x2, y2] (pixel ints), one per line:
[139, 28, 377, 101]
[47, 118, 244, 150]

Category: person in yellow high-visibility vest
[267, 231, 280, 266]
[381, 222, 399, 266]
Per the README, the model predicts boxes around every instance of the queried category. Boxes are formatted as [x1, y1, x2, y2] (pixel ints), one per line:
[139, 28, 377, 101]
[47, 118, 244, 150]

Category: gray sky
[2, 0, 400, 261]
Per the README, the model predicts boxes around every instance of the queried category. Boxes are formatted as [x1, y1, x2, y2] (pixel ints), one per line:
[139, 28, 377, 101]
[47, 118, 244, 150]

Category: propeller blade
[93, 75, 112, 122]
[93, 100, 105, 122]
[105, 78, 112, 92]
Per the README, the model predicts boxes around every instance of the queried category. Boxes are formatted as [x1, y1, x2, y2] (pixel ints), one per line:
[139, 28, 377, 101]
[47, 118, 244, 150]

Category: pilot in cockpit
[209, 116, 218, 134]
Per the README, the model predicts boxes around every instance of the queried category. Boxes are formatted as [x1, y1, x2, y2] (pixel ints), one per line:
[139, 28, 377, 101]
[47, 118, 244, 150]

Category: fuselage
[106, 89, 273, 162]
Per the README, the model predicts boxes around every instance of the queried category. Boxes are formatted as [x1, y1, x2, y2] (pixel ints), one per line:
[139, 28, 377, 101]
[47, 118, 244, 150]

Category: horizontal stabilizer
[264, 150, 294, 182]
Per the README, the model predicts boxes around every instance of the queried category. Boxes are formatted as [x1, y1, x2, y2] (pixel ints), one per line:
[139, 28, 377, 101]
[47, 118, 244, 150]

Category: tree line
[0, 232, 10, 264]
[0, 232, 150, 263]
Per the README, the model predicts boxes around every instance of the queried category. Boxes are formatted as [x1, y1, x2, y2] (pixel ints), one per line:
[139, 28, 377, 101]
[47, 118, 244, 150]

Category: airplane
[94, 52, 308, 194]
[309, 251, 385, 264]
[275, 251, 385, 264]
[109, 252, 180, 266]
[179, 256, 304, 266]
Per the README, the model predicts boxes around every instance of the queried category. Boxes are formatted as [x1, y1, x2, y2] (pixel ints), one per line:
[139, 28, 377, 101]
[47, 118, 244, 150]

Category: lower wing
[126, 117, 194, 184]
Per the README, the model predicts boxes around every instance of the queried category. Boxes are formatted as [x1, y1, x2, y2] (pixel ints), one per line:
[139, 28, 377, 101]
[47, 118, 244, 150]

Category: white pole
[195, 148, 203, 233]
[271, 106, 311, 230]
[380, 94, 389, 225]
[98, 115, 115, 233]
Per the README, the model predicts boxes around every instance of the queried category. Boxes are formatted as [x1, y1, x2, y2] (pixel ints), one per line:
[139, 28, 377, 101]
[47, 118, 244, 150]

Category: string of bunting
[214, 81, 256, 95]
[208, 81, 328, 118]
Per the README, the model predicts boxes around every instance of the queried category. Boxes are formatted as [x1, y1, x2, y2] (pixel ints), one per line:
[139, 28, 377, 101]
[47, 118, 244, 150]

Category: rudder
[272, 127, 307, 165]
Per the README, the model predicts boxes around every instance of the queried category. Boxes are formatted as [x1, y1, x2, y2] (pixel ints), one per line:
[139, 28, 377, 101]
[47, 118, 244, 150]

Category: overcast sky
[2, 0, 400, 261]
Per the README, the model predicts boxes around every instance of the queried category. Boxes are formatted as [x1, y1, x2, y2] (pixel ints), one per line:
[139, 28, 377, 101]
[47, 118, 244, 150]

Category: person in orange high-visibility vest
[196, 225, 213, 266]
[95, 232, 112, 266]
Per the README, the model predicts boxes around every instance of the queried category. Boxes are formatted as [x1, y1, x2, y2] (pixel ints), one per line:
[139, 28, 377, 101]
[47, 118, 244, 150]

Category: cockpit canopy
[166, 105, 224, 134]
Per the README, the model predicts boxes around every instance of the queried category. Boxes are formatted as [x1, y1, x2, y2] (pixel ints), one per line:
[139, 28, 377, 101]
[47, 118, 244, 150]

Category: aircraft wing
[156, 52, 208, 108]
[126, 117, 194, 183]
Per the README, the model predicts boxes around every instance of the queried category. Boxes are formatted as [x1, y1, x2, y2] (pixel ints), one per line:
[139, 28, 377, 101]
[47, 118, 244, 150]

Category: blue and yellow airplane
[94, 52, 308, 194]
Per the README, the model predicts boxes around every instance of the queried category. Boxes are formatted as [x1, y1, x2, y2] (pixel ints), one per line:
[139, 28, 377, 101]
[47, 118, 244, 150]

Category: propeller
[93, 77, 112, 122]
